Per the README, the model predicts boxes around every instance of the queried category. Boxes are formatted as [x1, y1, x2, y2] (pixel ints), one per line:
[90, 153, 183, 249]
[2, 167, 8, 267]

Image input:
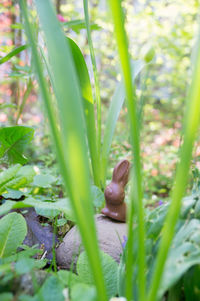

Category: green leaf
[0, 197, 75, 221]
[183, 265, 200, 301]
[101, 60, 145, 185]
[0, 44, 28, 65]
[0, 293, 13, 301]
[15, 257, 46, 275]
[33, 174, 57, 188]
[0, 126, 34, 164]
[63, 19, 101, 33]
[71, 283, 97, 301]
[0, 164, 21, 192]
[2, 188, 24, 199]
[0, 201, 16, 217]
[77, 251, 118, 298]
[36, 276, 64, 301]
[159, 219, 200, 298]
[91, 185, 104, 209]
[20, 0, 107, 298]
[57, 270, 79, 288]
[0, 165, 35, 194]
[0, 212, 27, 258]
[66, 37, 99, 186]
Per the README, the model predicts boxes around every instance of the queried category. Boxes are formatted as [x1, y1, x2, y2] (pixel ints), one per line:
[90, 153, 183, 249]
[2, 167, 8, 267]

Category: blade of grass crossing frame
[67, 37, 100, 187]
[41, 37, 100, 187]
[101, 60, 145, 187]
[107, 1, 146, 301]
[0, 44, 28, 65]
[20, 1, 107, 300]
[83, 0, 102, 172]
[147, 28, 200, 301]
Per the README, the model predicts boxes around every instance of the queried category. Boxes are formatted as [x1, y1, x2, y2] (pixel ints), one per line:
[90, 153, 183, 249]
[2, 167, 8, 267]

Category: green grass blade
[67, 37, 100, 187]
[147, 29, 200, 301]
[41, 37, 100, 187]
[0, 44, 28, 65]
[107, 1, 146, 301]
[16, 79, 33, 124]
[83, 0, 102, 165]
[20, 1, 107, 300]
[101, 60, 145, 187]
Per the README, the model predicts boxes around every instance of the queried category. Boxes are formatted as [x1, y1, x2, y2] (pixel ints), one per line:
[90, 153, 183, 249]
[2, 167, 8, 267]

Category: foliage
[0, 212, 27, 258]
[0, 0, 200, 301]
[0, 126, 34, 165]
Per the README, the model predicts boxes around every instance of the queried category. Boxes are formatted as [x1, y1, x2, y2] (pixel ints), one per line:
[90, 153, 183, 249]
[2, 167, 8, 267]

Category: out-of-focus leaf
[0, 126, 34, 164]
[71, 283, 97, 301]
[0, 45, 28, 65]
[33, 174, 57, 188]
[0, 212, 27, 258]
[2, 188, 24, 199]
[91, 185, 104, 209]
[15, 257, 46, 275]
[63, 19, 101, 33]
[35, 276, 65, 301]
[67, 37, 99, 186]
[101, 60, 145, 185]
[0, 164, 21, 192]
[77, 251, 118, 298]
[57, 270, 79, 288]
[0, 165, 35, 194]
[0, 293, 13, 301]
[0, 197, 75, 221]
[183, 265, 200, 301]
[159, 219, 200, 298]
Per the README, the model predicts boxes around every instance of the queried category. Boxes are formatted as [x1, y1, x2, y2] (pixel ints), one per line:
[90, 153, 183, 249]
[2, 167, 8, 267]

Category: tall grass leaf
[67, 37, 100, 187]
[147, 28, 200, 301]
[107, 1, 146, 300]
[41, 37, 100, 186]
[101, 60, 145, 186]
[83, 0, 102, 161]
[20, 1, 107, 299]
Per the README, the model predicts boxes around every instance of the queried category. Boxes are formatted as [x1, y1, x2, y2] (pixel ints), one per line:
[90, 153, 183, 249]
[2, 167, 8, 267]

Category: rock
[56, 214, 127, 270]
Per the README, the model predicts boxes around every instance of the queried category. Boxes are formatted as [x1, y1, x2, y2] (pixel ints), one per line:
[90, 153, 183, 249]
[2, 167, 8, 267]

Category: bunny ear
[112, 159, 130, 186]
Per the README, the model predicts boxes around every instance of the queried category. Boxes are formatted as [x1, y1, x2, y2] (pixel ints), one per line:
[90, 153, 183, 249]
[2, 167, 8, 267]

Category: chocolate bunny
[101, 159, 130, 222]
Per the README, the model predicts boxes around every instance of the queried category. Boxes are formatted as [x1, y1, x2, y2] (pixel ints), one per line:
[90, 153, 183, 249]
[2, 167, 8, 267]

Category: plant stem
[16, 78, 33, 124]
[83, 0, 101, 169]
[108, 1, 146, 301]
[147, 28, 200, 301]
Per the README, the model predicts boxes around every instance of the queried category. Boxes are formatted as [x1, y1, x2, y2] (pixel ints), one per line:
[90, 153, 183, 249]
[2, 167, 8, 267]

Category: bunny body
[101, 159, 130, 222]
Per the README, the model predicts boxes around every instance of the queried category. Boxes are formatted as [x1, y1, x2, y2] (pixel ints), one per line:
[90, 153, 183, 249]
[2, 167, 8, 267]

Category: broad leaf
[0, 197, 75, 221]
[35, 276, 64, 301]
[33, 174, 57, 188]
[0, 165, 35, 194]
[0, 212, 27, 258]
[77, 251, 118, 298]
[159, 219, 200, 298]
[183, 265, 200, 301]
[71, 283, 97, 301]
[15, 257, 46, 275]
[0, 126, 34, 164]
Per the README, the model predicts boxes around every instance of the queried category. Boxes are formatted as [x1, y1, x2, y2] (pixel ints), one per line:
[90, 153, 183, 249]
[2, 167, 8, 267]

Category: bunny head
[101, 159, 130, 222]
